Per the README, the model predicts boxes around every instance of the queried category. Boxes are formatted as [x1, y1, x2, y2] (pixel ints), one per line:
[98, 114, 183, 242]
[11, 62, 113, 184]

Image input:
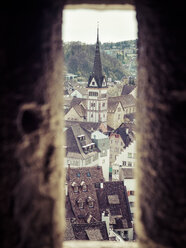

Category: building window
[72, 182, 78, 193]
[87, 172, 91, 177]
[87, 197, 94, 208]
[102, 102, 105, 107]
[128, 162, 132, 167]
[130, 202, 135, 207]
[123, 231, 129, 240]
[118, 107, 121, 112]
[89, 92, 98, 96]
[122, 161, 126, 166]
[118, 114, 120, 120]
[128, 152, 132, 158]
[130, 191, 135, 195]
[81, 181, 87, 192]
[77, 199, 84, 209]
[95, 183, 100, 188]
[90, 113, 93, 118]
[77, 172, 81, 177]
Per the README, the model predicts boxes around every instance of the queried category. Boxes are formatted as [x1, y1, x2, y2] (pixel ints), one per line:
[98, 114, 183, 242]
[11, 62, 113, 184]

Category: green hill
[63, 42, 128, 81]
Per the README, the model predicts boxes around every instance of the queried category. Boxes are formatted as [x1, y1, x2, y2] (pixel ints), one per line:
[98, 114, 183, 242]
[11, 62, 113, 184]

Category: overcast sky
[62, 9, 138, 44]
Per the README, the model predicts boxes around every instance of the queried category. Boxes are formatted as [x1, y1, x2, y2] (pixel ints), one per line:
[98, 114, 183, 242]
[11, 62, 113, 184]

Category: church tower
[87, 25, 108, 127]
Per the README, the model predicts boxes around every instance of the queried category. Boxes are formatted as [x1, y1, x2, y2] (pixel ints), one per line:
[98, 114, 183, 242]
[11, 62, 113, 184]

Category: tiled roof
[107, 101, 120, 113]
[66, 196, 76, 219]
[64, 219, 76, 240]
[65, 120, 102, 132]
[66, 166, 104, 223]
[71, 222, 109, 240]
[96, 181, 132, 229]
[121, 85, 136, 96]
[73, 104, 86, 118]
[85, 228, 103, 240]
[64, 123, 100, 158]
[108, 95, 136, 109]
[72, 87, 88, 96]
[70, 98, 86, 108]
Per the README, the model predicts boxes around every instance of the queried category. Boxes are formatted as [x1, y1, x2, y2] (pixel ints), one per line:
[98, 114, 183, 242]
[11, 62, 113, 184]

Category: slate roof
[107, 101, 120, 113]
[72, 87, 88, 96]
[113, 125, 133, 148]
[65, 120, 102, 133]
[96, 181, 132, 229]
[70, 222, 109, 240]
[64, 124, 100, 159]
[124, 113, 136, 122]
[87, 27, 107, 88]
[108, 95, 136, 109]
[121, 85, 136, 96]
[73, 104, 86, 118]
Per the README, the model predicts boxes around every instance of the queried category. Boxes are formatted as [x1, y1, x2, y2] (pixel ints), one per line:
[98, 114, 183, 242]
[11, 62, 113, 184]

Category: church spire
[88, 23, 107, 88]
[93, 22, 103, 83]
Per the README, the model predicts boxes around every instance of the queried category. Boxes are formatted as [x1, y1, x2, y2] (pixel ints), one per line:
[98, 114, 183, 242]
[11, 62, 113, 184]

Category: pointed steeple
[88, 23, 107, 88]
[93, 22, 102, 81]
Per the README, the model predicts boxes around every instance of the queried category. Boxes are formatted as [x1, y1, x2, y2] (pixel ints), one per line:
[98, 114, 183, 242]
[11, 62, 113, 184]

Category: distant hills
[63, 40, 137, 81]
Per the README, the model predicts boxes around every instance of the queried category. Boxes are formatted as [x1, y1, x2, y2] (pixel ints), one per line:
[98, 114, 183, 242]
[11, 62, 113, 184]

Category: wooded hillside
[63, 42, 128, 81]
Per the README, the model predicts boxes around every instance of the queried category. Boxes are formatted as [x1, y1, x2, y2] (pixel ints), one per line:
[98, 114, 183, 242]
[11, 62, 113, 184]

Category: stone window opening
[1, 1, 185, 248]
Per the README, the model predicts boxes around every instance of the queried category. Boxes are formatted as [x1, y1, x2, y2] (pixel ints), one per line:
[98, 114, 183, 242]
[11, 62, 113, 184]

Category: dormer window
[77, 198, 84, 209]
[81, 181, 87, 192]
[76, 172, 81, 177]
[72, 182, 78, 193]
[87, 172, 91, 177]
[87, 196, 94, 208]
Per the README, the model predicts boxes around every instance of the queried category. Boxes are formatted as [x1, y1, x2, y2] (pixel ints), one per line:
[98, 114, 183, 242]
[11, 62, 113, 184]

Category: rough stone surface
[136, 1, 186, 248]
[0, 1, 65, 248]
[1, 1, 186, 248]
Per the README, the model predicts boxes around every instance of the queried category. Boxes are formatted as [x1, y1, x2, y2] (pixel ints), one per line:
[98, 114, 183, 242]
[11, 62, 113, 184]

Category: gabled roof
[107, 101, 120, 113]
[73, 104, 86, 118]
[70, 97, 86, 108]
[66, 166, 104, 185]
[113, 125, 134, 148]
[65, 120, 102, 132]
[108, 94, 136, 109]
[64, 123, 100, 158]
[121, 84, 136, 96]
